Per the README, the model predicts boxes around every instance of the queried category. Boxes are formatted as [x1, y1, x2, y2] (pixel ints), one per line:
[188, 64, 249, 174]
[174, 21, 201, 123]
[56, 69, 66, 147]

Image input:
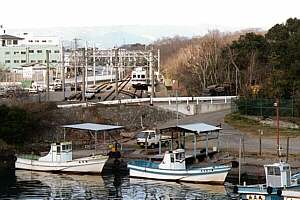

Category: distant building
[0, 29, 61, 72]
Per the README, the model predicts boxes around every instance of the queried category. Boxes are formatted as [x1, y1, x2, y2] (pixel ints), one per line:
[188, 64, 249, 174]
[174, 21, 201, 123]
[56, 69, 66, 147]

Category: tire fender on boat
[267, 186, 273, 194]
[276, 189, 282, 196]
[233, 185, 238, 194]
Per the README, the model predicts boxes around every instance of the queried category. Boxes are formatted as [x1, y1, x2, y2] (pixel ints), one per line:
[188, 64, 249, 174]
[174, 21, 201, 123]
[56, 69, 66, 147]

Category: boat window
[57, 146, 61, 154]
[171, 155, 174, 162]
[283, 166, 290, 171]
[267, 167, 281, 176]
[149, 133, 155, 139]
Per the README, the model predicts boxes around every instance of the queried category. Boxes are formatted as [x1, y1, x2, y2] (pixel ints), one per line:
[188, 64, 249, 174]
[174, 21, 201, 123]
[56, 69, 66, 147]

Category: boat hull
[128, 164, 230, 184]
[16, 155, 108, 174]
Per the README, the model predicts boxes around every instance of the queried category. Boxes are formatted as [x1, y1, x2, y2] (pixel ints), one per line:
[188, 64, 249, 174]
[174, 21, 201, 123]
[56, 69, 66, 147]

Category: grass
[225, 113, 300, 137]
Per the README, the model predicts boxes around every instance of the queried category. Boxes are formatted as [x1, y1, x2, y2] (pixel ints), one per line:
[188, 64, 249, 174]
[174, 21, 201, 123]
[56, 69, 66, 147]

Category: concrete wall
[155, 102, 231, 115]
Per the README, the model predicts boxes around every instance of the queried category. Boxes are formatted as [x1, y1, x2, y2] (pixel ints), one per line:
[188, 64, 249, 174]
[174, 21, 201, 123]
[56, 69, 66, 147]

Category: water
[0, 170, 231, 200]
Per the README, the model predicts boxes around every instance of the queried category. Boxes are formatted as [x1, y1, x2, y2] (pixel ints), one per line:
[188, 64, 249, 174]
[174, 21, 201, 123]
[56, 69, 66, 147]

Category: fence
[232, 98, 300, 118]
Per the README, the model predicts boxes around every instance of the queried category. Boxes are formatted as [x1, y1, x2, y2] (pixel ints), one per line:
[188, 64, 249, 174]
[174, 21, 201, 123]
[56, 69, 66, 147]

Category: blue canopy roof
[62, 123, 123, 132]
[161, 123, 221, 134]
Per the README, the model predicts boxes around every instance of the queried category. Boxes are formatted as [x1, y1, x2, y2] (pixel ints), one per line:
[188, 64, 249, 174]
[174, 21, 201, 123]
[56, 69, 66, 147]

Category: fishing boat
[128, 149, 231, 184]
[232, 161, 300, 200]
[16, 141, 108, 173]
[16, 123, 123, 174]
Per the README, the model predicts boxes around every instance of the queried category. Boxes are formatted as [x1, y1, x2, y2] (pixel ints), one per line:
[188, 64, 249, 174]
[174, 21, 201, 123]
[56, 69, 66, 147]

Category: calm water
[0, 170, 231, 200]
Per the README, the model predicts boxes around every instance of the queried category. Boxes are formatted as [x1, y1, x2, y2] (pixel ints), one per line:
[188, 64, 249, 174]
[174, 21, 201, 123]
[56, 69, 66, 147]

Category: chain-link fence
[232, 98, 300, 118]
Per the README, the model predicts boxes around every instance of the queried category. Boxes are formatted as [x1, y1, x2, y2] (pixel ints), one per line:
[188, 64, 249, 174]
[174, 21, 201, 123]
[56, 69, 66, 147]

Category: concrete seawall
[155, 102, 231, 115]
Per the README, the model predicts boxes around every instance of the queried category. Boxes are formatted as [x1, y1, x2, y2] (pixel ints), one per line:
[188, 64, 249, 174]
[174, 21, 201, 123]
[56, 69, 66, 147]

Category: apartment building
[0, 31, 62, 70]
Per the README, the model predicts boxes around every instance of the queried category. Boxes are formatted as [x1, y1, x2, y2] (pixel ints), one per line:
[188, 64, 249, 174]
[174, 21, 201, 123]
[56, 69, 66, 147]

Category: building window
[14, 51, 19, 54]
[37, 50, 42, 53]
[5, 60, 10, 63]
[47, 50, 51, 53]
[6, 40, 12, 45]
[28, 40, 33, 43]
[38, 60, 43, 63]
[30, 60, 36, 63]
[42, 40, 46, 43]
[35, 40, 39, 42]
[21, 51, 26, 54]
[29, 50, 34, 53]
[51, 60, 57, 63]
[13, 40, 18, 45]
[5, 52, 10, 55]
[14, 60, 19, 63]
[54, 50, 60, 53]
[21, 60, 26, 63]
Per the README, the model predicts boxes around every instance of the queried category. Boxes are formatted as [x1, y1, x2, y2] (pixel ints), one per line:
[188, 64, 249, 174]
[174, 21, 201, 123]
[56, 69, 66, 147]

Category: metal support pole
[206, 133, 209, 157]
[286, 137, 290, 162]
[159, 130, 162, 155]
[61, 44, 65, 100]
[74, 39, 78, 93]
[95, 132, 97, 154]
[46, 50, 50, 102]
[85, 41, 88, 91]
[217, 131, 220, 152]
[239, 137, 242, 185]
[82, 47, 86, 101]
[193, 134, 197, 158]
[114, 48, 119, 99]
[145, 132, 148, 155]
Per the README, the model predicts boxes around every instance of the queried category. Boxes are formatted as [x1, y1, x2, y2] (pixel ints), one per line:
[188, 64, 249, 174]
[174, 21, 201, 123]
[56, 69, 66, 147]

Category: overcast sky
[1, 0, 300, 30]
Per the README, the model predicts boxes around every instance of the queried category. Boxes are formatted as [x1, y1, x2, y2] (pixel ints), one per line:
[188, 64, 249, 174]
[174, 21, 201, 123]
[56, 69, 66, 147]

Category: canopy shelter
[61, 123, 124, 153]
[158, 122, 221, 158]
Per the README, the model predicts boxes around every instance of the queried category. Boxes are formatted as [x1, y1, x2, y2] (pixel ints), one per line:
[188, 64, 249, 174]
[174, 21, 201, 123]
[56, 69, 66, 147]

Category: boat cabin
[38, 142, 72, 162]
[264, 162, 291, 188]
[159, 149, 186, 170]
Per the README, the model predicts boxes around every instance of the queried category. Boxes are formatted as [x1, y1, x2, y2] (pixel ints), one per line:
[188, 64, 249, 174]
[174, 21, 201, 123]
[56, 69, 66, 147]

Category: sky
[1, 0, 300, 30]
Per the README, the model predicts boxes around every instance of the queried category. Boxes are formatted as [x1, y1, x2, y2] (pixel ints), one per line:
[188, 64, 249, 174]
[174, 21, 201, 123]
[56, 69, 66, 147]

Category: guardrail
[57, 96, 237, 108]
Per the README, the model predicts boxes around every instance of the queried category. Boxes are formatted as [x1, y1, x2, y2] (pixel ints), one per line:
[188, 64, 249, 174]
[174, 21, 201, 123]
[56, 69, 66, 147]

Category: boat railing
[17, 154, 40, 160]
[129, 160, 159, 169]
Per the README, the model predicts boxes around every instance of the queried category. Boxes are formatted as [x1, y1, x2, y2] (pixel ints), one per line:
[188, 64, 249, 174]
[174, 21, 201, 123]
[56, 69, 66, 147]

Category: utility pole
[82, 45, 86, 101]
[149, 51, 154, 105]
[114, 48, 119, 99]
[73, 38, 79, 93]
[157, 49, 160, 80]
[46, 50, 50, 102]
[85, 41, 88, 93]
[93, 43, 96, 85]
[61, 44, 65, 100]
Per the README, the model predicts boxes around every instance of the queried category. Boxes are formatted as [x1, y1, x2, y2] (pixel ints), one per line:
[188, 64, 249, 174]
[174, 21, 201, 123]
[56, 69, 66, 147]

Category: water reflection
[0, 170, 231, 199]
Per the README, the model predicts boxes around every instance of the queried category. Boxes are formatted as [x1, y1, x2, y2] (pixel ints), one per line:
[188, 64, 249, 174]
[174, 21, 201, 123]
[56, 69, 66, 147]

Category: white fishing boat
[16, 123, 123, 174]
[128, 149, 231, 184]
[16, 141, 108, 173]
[232, 162, 300, 200]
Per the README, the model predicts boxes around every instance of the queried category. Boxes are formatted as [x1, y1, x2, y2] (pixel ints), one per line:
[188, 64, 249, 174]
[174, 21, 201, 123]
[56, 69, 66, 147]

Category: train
[131, 67, 150, 90]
